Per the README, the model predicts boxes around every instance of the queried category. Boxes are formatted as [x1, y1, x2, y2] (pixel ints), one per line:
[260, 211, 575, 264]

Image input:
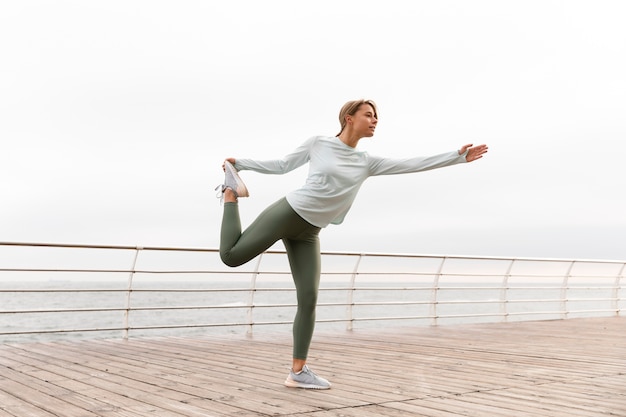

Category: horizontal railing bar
[0, 242, 220, 252]
[0, 288, 286, 293]
[349, 286, 620, 290]
[0, 289, 134, 293]
[0, 286, 619, 294]
[434, 297, 620, 303]
[3, 309, 620, 337]
[0, 321, 305, 336]
[0, 268, 267, 274]
[1, 327, 128, 336]
[1, 304, 270, 314]
[2, 268, 622, 281]
[3, 248, 625, 269]
[344, 310, 594, 322]
[2, 297, 621, 315]
[3, 240, 626, 264]
[1, 307, 128, 314]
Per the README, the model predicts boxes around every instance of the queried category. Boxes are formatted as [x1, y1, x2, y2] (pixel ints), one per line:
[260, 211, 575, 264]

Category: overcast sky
[1, 1, 625, 261]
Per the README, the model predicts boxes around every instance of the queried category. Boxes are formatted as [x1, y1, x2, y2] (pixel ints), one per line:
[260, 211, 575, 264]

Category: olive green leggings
[220, 197, 321, 359]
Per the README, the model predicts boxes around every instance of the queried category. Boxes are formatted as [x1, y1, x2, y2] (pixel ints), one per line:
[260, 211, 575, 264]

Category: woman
[217, 99, 488, 389]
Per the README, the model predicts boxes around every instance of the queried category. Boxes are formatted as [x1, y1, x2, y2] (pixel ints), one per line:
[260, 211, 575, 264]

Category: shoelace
[298, 365, 315, 377]
[215, 184, 226, 204]
[215, 184, 239, 204]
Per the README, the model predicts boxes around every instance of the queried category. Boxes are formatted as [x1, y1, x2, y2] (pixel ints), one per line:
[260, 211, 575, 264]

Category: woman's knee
[297, 289, 318, 311]
[220, 250, 246, 268]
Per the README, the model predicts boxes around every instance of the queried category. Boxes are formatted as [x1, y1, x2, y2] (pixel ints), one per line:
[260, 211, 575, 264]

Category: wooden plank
[0, 376, 100, 417]
[0, 389, 60, 417]
[1, 348, 245, 417]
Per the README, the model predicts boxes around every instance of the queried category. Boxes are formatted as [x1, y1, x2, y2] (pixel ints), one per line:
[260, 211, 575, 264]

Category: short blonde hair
[336, 99, 378, 136]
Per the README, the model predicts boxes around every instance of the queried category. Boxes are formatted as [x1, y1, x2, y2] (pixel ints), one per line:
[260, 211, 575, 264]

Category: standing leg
[283, 233, 321, 364]
[283, 230, 331, 389]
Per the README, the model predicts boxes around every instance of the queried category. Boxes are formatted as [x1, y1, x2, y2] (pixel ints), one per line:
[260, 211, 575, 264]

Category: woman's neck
[337, 132, 361, 148]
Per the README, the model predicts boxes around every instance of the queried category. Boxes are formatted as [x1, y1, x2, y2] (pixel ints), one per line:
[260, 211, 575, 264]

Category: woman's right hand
[222, 158, 236, 171]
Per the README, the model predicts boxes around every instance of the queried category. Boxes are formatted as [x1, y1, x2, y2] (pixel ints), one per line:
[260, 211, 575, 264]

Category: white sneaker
[284, 365, 331, 390]
[216, 161, 249, 199]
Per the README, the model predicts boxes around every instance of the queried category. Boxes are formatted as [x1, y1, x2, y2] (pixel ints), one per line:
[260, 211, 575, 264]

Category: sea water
[1, 278, 617, 343]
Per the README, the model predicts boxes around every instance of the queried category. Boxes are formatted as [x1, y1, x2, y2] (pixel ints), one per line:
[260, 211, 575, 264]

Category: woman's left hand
[459, 144, 488, 162]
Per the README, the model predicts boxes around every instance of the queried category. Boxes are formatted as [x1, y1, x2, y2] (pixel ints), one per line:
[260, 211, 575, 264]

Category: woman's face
[348, 104, 378, 138]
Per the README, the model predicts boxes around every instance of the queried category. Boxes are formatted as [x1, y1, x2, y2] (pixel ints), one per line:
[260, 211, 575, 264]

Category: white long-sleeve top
[234, 136, 467, 228]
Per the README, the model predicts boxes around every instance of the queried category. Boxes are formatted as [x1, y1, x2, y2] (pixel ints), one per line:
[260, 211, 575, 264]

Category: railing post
[612, 262, 625, 316]
[500, 260, 515, 322]
[430, 257, 447, 326]
[560, 261, 575, 319]
[123, 247, 142, 340]
[345, 254, 363, 331]
[246, 254, 263, 335]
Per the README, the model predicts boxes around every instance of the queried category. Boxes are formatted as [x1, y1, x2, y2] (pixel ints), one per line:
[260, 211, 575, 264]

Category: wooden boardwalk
[1, 317, 624, 417]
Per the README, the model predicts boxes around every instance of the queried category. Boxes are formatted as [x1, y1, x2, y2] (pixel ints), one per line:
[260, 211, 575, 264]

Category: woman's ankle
[223, 188, 238, 203]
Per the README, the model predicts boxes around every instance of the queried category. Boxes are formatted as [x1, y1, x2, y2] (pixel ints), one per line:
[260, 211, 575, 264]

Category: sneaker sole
[284, 377, 331, 390]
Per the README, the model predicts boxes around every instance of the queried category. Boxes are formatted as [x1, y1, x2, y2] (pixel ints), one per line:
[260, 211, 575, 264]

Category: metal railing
[0, 241, 624, 342]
